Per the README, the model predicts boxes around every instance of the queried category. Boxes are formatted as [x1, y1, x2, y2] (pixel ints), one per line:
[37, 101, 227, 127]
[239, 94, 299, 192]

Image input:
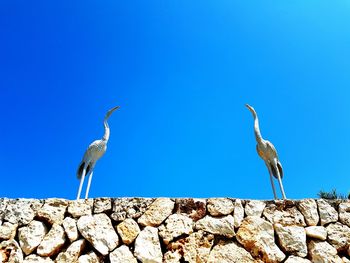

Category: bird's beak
[105, 106, 120, 119]
[245, 104, 256, 114]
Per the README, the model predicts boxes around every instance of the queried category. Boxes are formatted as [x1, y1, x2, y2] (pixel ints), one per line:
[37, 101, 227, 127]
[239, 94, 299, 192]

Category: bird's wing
[277, 161, 283, 179]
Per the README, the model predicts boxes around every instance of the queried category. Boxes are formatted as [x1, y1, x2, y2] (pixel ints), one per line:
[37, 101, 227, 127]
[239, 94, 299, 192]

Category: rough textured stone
[112, 198, 154, 221]
[326, 222, 350, 251]
[339, 201, 350, 228]
[37, 199, 68, 225]
[167, 230, 214, 263]
[233, 199, 244, 228]
[0, 239, 23, 263]
[78, 251, 103, 263]
[116, 218, 140, 245]
[134, 226, 162, 263]
[77, 213, 119, 255]
[174, 198, 206, 221]
[0, 198, 9, 224]
[275, 224, 307, 257]
[138, 198, 174, 227]
[305, 226, 327, 240]
[163, 251, 181, 263]
[263, 205, 306, 226]
[208, 241, 255, 263]
[207, 198, 234, 216]
[308, 240, 342, 263]
[297, 199, 319, 226]
[37, 224, 65, 257]
[24, 254, 54, 263]
[4, 199, 42, 226]
[94, 198, 112, 214]
[284, 256, 312, 263]
[245, 200, 266, 217]
[55, 239, 86, 262]
[62, 217, 78, 243]
[68, 199, 93, 218]
[195, 215, 235, 237]
[236, 216, 285, 263]
[159, 214, 193, 244]
[0, 222, 17, 240]
[317, 199, 338, 226]
[342, 257, 350, 263]
[110, 245, 137, 263]
[18, 220, 48, 255]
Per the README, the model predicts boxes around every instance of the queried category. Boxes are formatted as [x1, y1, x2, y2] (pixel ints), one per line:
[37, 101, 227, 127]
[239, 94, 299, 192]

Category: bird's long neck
[102, 118, 110, 142]
[253, 112, 263, 143]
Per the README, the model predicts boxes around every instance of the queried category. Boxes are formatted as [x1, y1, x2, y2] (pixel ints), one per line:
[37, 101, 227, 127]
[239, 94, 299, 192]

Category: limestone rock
[62, 217, 78, 243]
[77, 213, 119, 255]
[263, 205, 306, 226]
[195, 215, 235, 237]
[245, 200, 266, 217]
[297, 199, 319, 226]
[18, 220, 48, 255]
[342, 257, 350, 263]
[208, 241, 255, 263]
[24, 254, 54, 263]
[207, 198, 234, 216]
[110, 245, 137, 263]
[78, 251, 103, 263]
[4, 199, 42, 226]
[0, 239, 23, 263]
[236, 216, 285, 263]
[0, 198, 9, 224]
[305, 226, 327, 240]
[167, 230, 214, 263]
[116, 218, 140, 245]
[94, 198, 112, 214]
[274, 224, 307, 257]
[55, 239, 85, 262]
[233, 199, 244, 228]
[68, 199, 93, 218]
[339, 201, 350, 228]
[163, 251, 182, 263]
[308, 240, 342, 263]
[174, 198, 206, 221]
[326, 222, 350, 251]
[317, 199, 338, 226]
[112, 198, 154, 221]
[138, 198, 174, 227]
[134, 226, 162, 263]
[284, 256, 312, 263]
[37, 199, 67, 225]
[0, 222, 17, 240]
[159, 214, 193, 244]
[37, 224, 65, 257]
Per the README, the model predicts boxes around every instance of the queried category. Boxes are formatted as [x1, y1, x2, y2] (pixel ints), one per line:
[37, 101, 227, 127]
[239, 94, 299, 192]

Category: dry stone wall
[0, 198, 349, 263]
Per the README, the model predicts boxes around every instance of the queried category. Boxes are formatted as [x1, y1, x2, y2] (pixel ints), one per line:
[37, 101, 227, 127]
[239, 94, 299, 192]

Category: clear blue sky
[1, 1, 349, 200]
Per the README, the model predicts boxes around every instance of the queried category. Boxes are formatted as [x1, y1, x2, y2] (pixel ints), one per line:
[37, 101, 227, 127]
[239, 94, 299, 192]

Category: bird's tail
[271, 161, 283, 179]
[77, 161, 91, 179]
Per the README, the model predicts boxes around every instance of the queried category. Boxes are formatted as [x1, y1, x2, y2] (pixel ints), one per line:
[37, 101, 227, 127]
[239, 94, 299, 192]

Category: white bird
[246, 104, 287, 200]
[76, 106, 120, 200]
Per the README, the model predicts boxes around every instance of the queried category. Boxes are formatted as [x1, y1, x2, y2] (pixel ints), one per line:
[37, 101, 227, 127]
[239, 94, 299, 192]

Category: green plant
[318, 189, 349, 200]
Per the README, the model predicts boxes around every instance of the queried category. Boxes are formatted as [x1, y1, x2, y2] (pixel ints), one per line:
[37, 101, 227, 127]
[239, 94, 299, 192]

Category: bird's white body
[76, 106, 119, 200]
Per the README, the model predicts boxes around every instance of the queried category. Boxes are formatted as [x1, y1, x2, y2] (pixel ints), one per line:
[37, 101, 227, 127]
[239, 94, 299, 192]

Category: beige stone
[174, 198, 206, 221]
[94, 198, 112, 214]
[4, 199, 42, 226]
[37, 199, 68, 225]
[55, 239, 86, 263]
[207, 198, 234, 216]
[138, 198, 174, 227]
[112, 198, 154, 221]
[297, 199, 319, 226]
[62, 217, 78, 243]
[245, 200, 266, 217]
[0, 239, 23, 263]
[116, 218, 140, 245]
[233, 199, 244, 228]
[236, 216, 285, 263]
[308, 240, 342, 263]
[195, 215, 235, 238]
[284, 256, 312, 263]
[305, 226, 327, 240]
[263, 205, 306, 226]
[0, 222, 17, 240]
[275, 224, 307, 257]
[163, 251, 182, 263]
[77, 213, 119, 255]
[159, 214, 193, 244]
[18, 220, 48, 255]
[68, 199, 93, 218]
[37, 224, 65, 257]
[339, 201, 350, 228]
[326, 222, 350, 251]
[78, 251, 103, 263]
[134, 226, 162, 263]
[317, 199, 338, 226]
[24, 254, 54, 263]
[208, 241, 255, 263]
[110, 245, 137, 263]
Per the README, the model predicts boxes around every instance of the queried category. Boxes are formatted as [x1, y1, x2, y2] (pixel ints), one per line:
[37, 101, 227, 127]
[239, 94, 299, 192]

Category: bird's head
[105, 106, 120, 119]
[245, 104, 257, 118]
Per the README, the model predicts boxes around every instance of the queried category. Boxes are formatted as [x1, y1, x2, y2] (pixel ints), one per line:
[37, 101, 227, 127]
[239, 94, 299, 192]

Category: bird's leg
[77, 167, 87, 200]
[273, 161, 287, 200]
[266, 162, 277, 200]
[85, 170, 94, 199]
